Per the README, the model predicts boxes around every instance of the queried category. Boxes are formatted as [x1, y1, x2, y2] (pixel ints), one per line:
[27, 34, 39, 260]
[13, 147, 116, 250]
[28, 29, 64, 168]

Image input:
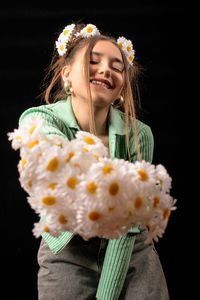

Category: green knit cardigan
[19, 97, 154, 300]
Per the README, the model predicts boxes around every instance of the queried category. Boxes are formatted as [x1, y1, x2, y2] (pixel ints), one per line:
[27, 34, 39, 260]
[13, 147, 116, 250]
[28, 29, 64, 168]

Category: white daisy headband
[55, 23, 135, 66]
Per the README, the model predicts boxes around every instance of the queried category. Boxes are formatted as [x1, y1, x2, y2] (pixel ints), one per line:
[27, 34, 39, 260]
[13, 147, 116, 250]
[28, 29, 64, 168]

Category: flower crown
[56, 23, 135, 66]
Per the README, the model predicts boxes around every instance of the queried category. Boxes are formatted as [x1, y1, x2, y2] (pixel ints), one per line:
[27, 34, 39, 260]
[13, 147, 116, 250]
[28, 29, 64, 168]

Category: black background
[1, 1, 190, 299]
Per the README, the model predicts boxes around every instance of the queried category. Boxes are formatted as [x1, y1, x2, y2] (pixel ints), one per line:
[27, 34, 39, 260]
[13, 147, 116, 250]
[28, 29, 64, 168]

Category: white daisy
[132, 160, 157, 192]
[75, 173, 101, 208]
[77, 24, 100, 38]
[117, 36, 127, 49]
[75, 201, 107, 240]
[8, 128, 24, 150]
[117, 36, 135, 65]
[144, 194, 177, 243]
[20, 116, 46, 137]
[56, 40, 67, 56]
[93, 164, 129, 209]
[145, 221, 166, 244]
[18, 157, 38, 194]
[46, 134, 69, 149]
[32, 219, 51, 238]
[35, 144, 66, 181]
[58, 24, 75, 43]
[27, 185, 68, 216]
[55, 163, 81, 202]
[124, 39, 134, 55]
[75, 131, 108, 158]
[45, 209, 77, 236]
[155, 164, 172, 193]
[8, 117, 45, 150]
[99, 203, 133, 240]
[130, 193, 151, 226]
[127, 51, 135, 64]
[63, 139, 98, 174]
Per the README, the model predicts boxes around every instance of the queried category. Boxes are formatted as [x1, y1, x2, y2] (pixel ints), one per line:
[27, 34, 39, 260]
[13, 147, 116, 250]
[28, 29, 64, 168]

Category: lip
[90, 78, 113, 89]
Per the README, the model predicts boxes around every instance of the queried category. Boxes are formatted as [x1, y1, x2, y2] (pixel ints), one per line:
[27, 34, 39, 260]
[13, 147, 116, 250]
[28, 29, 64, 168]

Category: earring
[64, 81, 73, 95]
[111, 96, 124, 107]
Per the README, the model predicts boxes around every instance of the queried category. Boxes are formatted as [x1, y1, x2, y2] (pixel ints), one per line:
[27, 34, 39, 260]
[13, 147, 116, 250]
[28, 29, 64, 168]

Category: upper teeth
[91, 80, 110, 89]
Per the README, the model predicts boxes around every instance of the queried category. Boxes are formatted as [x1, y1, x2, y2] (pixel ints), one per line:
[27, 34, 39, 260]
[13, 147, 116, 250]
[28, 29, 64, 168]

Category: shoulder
[19, 100, 67, 126]
[19, 100, 73, 139]
[135, 119, 154, 142]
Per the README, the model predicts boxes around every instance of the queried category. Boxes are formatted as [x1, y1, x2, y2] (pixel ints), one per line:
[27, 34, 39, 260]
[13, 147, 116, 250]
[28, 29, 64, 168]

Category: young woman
[19, 23, 169, 300]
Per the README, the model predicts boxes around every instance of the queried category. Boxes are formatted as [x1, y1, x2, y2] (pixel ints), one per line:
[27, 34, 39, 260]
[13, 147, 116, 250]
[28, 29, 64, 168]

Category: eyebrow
[91, 51, 124, 65]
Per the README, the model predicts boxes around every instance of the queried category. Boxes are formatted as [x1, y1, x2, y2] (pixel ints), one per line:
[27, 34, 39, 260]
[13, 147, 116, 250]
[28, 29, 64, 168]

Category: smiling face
[62, 39, 124, 108]
[89, 40, 124, 107]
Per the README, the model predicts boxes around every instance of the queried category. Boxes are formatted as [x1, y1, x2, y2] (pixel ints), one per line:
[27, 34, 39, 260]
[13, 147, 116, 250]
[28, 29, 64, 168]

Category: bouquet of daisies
[8, 117, 176, 243]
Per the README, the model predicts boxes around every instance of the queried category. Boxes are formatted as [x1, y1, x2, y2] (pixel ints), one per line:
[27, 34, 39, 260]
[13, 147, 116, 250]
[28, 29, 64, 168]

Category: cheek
[71, 65, 85, 87]
[115, 75, 124, 93]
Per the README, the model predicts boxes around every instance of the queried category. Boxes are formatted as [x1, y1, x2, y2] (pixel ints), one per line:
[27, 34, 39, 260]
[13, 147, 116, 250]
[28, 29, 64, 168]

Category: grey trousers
[37, 229, 169, 300]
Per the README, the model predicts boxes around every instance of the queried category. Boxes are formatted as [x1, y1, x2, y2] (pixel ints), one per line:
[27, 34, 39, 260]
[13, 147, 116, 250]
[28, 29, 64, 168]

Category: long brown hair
[40, 24, 142, 161]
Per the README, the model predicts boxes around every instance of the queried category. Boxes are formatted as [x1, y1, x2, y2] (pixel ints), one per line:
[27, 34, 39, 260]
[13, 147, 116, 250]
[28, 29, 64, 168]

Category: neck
[71, 96, 109, 137]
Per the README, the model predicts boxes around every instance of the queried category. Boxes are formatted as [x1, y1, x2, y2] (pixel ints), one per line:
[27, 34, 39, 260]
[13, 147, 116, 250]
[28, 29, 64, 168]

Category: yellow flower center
[56, 143, 63, 148]
[138, 169, 148, 181]
[58, 214, 68, 224]
[126, 45, 132, 52]
[82, 147, 89, 152]
[94, 154, 99, 161]
[42, 196, 56, 206]
[43, 226, 49, 232]
[46, 157, 59, 172]
[134, 196, 143, 209]
[63, 29, 69, 36]
[28, 140, 39, 149]
[21, 158, 27, 170]
[109, 182, 119, 196]
[118, 42, 123, 48]
[47, 182, 57, 190]
[59, 44, 64, 51]
[163, 208, 171, 219]
[67, 177, 78, 189]
[129, 55, 134, 62]
[29, 125, 37, 134]
[85, 136, 95, 145]
[16, 136, 22, 141]
[27, 180, 32, 188]
[87, 181, 98, 194]
[88, 211, 100, 221]
[102, 165, 114, 175]
[153, 197, 160, 208]
[87, 26, 93, 33]
[74, 163, 81, 170]
[108, 207, 115, 212]
[66, 152, 74, 162]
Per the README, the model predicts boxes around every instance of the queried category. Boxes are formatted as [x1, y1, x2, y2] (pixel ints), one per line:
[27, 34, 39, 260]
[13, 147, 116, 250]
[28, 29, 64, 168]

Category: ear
[61, 65, 71, 82]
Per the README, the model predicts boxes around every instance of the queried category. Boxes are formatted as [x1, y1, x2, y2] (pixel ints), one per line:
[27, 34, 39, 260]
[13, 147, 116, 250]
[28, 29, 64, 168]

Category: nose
[97, 61, 111, 77]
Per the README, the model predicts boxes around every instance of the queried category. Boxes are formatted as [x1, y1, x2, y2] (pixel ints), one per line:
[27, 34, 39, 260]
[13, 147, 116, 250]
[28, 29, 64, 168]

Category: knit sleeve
[130, 124, 154, 163]
[96, 124, 154, 300]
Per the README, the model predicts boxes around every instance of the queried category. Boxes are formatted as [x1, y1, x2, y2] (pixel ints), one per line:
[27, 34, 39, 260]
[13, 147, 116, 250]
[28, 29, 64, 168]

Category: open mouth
[90, 79, 112, 89]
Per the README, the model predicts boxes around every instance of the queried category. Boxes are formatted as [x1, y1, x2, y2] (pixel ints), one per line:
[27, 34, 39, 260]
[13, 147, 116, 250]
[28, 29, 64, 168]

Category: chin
[92, 98, 113, 108]
[91, 93, 113, 108]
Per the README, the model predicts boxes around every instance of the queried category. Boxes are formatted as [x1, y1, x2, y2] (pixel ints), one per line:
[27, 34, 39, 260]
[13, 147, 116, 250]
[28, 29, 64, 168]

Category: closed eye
[90, 60, 99, 64]
[112, 66, 123, 73]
